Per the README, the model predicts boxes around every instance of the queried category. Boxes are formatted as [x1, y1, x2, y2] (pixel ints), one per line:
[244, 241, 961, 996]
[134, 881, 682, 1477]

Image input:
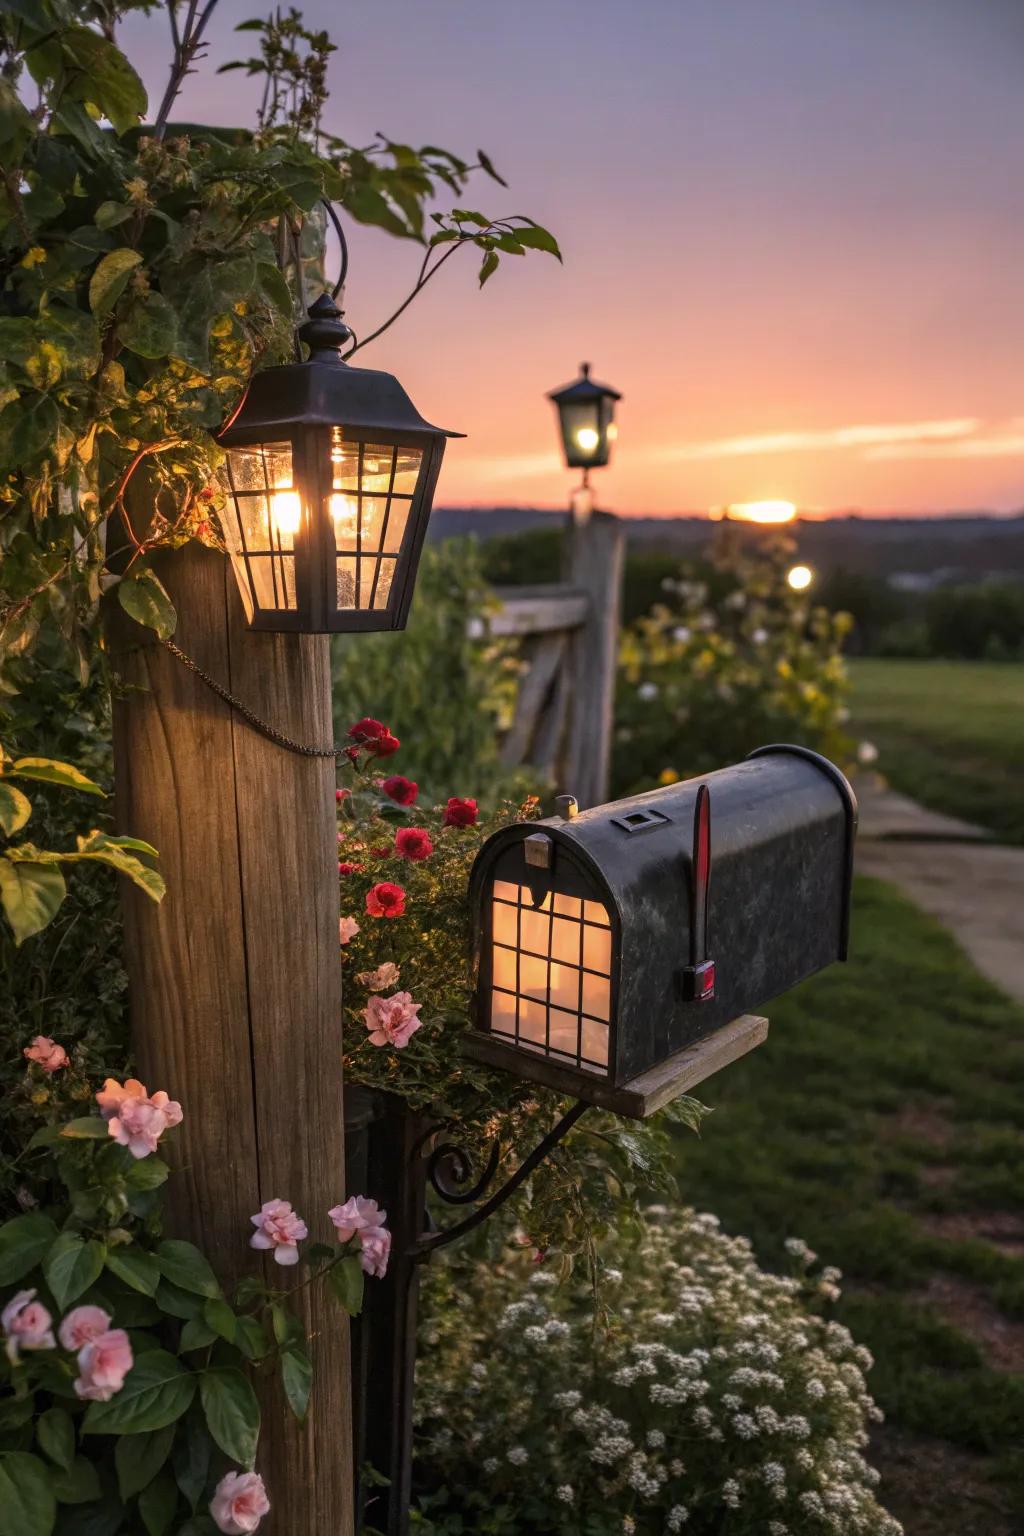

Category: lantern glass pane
[329, 433, 424, 614]
[559, 401, 602, 462]
[488, 880, 611, 1074]
[221, 443, 300, 616]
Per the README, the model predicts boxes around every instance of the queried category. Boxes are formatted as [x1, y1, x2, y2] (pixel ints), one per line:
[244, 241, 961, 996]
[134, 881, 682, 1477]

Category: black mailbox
[466, 745, 856, 1115]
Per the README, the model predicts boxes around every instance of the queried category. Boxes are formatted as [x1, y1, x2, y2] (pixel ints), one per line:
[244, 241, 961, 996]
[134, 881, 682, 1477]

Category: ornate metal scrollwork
[425, 1135, 502, 1206]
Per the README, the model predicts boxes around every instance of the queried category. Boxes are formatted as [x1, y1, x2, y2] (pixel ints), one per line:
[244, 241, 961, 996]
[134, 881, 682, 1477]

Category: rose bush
[0, 1039, 390, 1535]
[414, 1210, 902, 1536]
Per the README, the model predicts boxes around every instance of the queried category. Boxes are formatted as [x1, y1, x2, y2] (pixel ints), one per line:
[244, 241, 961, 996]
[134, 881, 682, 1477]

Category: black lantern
[215, 295, 461, 632]
[465, 745, 857, 1117]
[548, 362, 621, 474]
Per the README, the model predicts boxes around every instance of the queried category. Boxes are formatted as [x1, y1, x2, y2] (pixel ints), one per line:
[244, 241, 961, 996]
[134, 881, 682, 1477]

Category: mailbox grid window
[329, 431, 422, 614]
[488, 880, 612, 1073]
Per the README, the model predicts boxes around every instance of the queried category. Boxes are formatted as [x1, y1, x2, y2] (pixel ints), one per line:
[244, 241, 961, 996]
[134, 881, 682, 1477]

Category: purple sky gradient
[121, 0, 1024, 515]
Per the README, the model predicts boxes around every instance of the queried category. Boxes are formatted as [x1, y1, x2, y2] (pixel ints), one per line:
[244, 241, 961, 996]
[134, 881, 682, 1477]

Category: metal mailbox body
[468, 745, 856, 1096]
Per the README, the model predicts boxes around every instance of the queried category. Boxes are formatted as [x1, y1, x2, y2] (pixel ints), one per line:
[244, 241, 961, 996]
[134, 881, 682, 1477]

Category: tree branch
[153, 0, 220, 140]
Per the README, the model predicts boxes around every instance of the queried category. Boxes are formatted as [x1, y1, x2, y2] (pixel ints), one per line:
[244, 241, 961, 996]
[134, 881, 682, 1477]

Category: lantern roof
[547, 361, 622, 407]
[217, 293, 463, 445]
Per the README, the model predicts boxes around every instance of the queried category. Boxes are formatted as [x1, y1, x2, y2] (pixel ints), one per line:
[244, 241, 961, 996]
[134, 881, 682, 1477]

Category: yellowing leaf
[10, 757, 104, 796]
[0, 781, 31, 836]
[89, 248, 142, 318]
[0, 856, 66, 945]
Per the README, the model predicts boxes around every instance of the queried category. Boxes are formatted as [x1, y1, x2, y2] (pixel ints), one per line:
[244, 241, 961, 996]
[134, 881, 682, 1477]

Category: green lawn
[848, 658, 1024, 843]
[674, 876, 1024, 1534]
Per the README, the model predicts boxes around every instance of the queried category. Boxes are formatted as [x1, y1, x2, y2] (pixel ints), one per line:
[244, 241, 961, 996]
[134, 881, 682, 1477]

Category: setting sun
[726, 500, 797, 524]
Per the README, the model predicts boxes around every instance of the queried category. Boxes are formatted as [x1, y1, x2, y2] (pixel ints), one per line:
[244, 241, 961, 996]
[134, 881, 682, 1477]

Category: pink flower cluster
[328, 1195, 391, 1278]
[23, 1035, 68, 1073]
[211, 1470, 271, 1534]
[2, 1295, 133, 1401]
[96, 1078, 183, 1160]
[247, 1193, 391, 1278]
[249, 1199, 308, 1267]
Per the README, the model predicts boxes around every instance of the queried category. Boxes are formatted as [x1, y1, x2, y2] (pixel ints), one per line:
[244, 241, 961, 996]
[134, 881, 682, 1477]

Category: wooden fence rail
[486, 511, 624, 809]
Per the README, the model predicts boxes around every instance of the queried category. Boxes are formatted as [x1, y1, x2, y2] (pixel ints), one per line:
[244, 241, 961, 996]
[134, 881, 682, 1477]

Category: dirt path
[854, 774, 1024, 1006]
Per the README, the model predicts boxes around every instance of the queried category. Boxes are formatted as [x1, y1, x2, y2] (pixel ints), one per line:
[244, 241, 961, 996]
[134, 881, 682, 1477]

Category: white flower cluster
[415, 1207, 903, 1536]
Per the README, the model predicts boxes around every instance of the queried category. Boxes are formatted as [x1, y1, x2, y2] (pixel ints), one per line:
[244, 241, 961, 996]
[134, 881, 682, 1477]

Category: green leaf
[53, 1457, 102, 1504]
[202, 1297, 236, 1345]
[0, 1451, 56, 1536]
[139, 1469, 179, 1536]
[36, 1408, 74, 1472]
[66, 832, 165, 904]
[234, 1317, 270, 1362]
[119, 294, 178, 360]
[171, 1410, 210, 1511]
[9, 758, 104, 797]
[0, 781, 31, 836]
[105, 1248, 161, 1297]
[269, 1303, 303, 1349]
[0, 77, 32, 157]
[199, 1368, 259, 1468]
[0, 856, 66, 944]
[115, 1425, 175, 1501]
[44, 1233, 105, 1311]
[256, 261, 293, 318]
[124, 1157, 169, 1193]
[59, 27, 147, 136]
[178, 1316, 217, 1352]
[60, 1117, 111, 1140]
[82, 1351, 195, 1436]
[327, 1253, 364, 1316]
[281, 1346, 312, 1423]
[154, 1280, 203, 1320]
[476, 148, 508, 187]
[156, 1241, 220, 1300]
[511, 224, 562, 260]
[663, 1094, 711, 1133]
[88, 248, 143, 318]
[118, 569, 176, 641]
[0, 1213, 58, 1284]
[478, 250, 499, 288]
[95, 201, 132, 230]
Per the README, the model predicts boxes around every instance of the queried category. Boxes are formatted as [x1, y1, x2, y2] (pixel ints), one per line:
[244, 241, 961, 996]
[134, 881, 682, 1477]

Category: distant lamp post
[547, 362, 621, 523]
[787, 563, 814, 592]
[216, 293, 461, 633]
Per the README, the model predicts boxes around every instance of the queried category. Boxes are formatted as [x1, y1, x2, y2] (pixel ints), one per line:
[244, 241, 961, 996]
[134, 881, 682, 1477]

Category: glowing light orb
[575, 426, 600, 452]
[787, 564, 814, 591]
[270, 485, 301, 538]
[728, 500, 797, 524]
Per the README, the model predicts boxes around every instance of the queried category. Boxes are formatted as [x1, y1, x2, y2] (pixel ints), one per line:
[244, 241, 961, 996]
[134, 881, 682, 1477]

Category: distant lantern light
[547, 362, 622, 475]
[215, 294, 462, 633]
[787, 564, 814, 591]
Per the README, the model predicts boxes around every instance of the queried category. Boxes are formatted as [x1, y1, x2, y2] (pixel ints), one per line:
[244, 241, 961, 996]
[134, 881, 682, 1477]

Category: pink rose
[327, 1194, 387, 1244]
[97, 1078, 183, 1160]
[210, 1470, 271, 1534]
[73, 1328, 133, 1401]
[23, 1035, 68, 1073]
[363, 991, 422, 1049]
[356, 961, 401, 993]
[2, 1290, 55, 1362]
[59, 1305, 111, 1352]
[359, 1224, 391, 1279]
[339, 915, 360, 945]
[249, 1198, 308, 1267]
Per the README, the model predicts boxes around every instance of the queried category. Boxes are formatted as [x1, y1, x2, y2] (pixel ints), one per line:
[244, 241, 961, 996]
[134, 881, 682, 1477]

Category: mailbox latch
[681, 783, 715, 1002]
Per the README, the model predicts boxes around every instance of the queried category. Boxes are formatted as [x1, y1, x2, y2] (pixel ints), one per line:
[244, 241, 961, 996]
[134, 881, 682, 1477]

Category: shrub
[414, 1211, 901, 1536]
[924, 581, 1024, 660]
[614, 529, 852, 796]
[331, 541, 530, 806]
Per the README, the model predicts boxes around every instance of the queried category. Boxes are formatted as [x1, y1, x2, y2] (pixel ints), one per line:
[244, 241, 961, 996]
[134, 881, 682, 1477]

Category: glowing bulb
[787, 564, 813, 591]
[270, 485, 301, 538]
[575, 426, 600, 452]
[330, 493, 358, 532]
[728, 500, 796, 524]
[606, 423, 618, 442]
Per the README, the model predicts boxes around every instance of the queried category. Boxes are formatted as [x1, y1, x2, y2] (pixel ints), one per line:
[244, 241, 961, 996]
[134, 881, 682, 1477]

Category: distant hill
[428, 506, 1024, 584]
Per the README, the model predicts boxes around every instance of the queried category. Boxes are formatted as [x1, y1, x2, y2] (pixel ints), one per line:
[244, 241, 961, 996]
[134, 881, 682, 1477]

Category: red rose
[338, 862, 363, 876]
[381, 775, 418, 806]
[443, 796, 478, 828]
[348, 718, 401, 758]
[366, 882, 406, 919]
[336, 788, 350, 803]
[394, 827, 433, 862]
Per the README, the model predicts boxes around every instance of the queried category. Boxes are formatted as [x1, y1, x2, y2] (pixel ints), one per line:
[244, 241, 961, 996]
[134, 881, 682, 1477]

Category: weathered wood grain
[109, 537, 352, 1536]
[564, 511, 624, 810]
[499, 632, 567, 766]
[489, 584, 588, 636]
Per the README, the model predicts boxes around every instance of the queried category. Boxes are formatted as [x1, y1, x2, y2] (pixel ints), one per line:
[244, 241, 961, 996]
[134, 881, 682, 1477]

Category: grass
[673, 876, 1024, 1530]
[848, 658, 1024, 843]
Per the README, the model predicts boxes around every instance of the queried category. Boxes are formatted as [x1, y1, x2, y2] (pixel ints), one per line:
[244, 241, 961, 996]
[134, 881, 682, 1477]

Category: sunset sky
[122, 0, 1024, 517]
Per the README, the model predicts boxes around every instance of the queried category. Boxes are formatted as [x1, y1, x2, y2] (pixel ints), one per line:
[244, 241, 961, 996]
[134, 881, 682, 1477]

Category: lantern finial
[298, 293, 353, 364]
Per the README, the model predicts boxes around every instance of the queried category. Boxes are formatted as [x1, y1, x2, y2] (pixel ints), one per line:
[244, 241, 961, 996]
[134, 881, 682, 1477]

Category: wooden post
[108, 539, 353, 1536]
[565, 510, 624, 809]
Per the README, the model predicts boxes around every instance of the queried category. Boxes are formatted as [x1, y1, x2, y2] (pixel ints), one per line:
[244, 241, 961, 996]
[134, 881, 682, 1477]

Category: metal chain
[161, 639, 349, 758]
